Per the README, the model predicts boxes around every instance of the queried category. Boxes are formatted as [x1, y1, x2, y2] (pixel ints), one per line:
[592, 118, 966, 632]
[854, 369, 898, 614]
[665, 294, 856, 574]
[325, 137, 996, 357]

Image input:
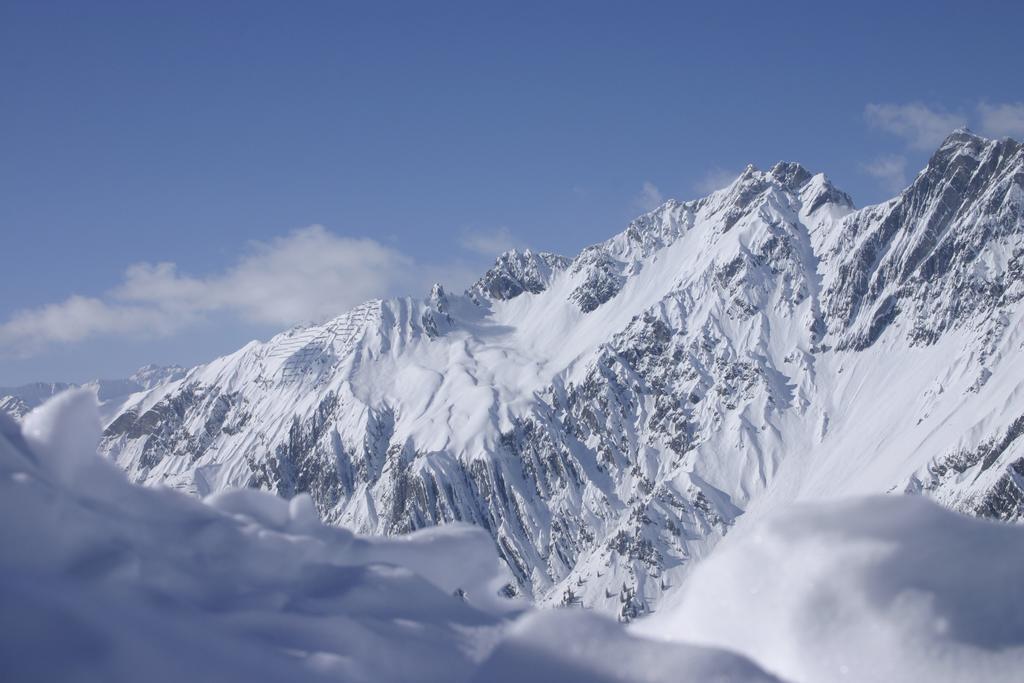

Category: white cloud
[0, 296, 184, 351]
[0, 226, 425, 356]
[861, 155, 908, 193]
[459, 227, 521, 257]
[977, 101, 1024, 139]
[636, 181, 665, 211]
[694, 168, 740, 195]
[865, 103, 965, 150]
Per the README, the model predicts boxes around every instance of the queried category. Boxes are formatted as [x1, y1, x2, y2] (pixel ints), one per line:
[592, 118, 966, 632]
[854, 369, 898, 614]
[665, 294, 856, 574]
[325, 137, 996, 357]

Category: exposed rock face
[821, 131, 1024, 351]
[905, 414, 1024, 521]
[569, 248, 625, 313]
[91, 131, 1024, 613]
[468, 249, 570, 303]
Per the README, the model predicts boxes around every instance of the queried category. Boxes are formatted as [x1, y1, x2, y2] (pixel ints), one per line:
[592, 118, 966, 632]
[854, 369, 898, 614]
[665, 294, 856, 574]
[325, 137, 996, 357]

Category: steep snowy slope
[94, 130, 1024, 614]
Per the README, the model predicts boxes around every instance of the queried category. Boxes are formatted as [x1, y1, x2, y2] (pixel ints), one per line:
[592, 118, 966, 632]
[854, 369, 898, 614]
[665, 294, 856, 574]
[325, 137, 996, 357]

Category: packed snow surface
[637, 495, 1024, 683]
[6, 389, 1024, 682]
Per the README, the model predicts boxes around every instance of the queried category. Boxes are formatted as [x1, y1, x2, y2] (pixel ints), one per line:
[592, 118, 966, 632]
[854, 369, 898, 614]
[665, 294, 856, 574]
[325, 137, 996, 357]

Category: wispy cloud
[861, 155, 908, 193]
[0, 226, 431, 356]
[0, 296, 185, 349]
[864, 103, 965, 150]
[694, 168, 740, 195]
[977, 101, 1024, 138]
[635, 181, 665, 211]
[459, 227, 521, 257]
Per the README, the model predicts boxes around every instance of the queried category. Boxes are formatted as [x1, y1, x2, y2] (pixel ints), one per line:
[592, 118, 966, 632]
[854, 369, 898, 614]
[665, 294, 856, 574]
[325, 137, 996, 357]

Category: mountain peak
[940, 127, 985, 148]
[915, 127, 1022, 198]
[467, 249, 570, 303]
[707, 160, 852, 222]
[769, 161, 813, 190]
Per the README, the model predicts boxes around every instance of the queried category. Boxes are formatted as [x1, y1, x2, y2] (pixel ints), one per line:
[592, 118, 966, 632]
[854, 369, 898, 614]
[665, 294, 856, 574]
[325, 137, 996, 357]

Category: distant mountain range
[0, 364, 185, 421]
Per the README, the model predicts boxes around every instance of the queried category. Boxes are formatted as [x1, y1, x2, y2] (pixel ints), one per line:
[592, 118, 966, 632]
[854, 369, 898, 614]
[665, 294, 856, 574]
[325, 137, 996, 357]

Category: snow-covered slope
[1, 389, 783, 683]
[90, 130, 1024, 613]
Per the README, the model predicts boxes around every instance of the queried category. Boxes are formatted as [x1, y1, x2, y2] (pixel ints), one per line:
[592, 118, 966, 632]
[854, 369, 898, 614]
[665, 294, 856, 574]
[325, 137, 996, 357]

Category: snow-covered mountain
[83, 129, 1024, 614]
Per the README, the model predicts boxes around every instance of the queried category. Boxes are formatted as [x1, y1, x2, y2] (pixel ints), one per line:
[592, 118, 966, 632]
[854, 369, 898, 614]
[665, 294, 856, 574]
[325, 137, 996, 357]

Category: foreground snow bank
[0, 390, 779, 683]
[641, 495, 1024, 683]
[477, 609, 779, 683]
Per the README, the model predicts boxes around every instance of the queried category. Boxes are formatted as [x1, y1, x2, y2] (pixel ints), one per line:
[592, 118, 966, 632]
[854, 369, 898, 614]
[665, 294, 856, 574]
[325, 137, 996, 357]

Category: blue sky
[2, 0, 1023, 385]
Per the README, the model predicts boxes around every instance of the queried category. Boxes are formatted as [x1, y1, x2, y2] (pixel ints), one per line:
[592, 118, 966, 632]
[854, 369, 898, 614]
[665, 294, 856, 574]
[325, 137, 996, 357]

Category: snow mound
[641, 495, 1024, 683]
[0, 390, 779, 683]
[474, 609, 780, 683]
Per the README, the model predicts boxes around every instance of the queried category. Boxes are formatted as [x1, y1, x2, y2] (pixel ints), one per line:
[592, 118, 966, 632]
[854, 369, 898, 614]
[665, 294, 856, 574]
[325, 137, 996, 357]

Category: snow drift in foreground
[638, 495, 1024, 683]
[0, 389, 778, 683]
[5, 390, 1024, 683]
